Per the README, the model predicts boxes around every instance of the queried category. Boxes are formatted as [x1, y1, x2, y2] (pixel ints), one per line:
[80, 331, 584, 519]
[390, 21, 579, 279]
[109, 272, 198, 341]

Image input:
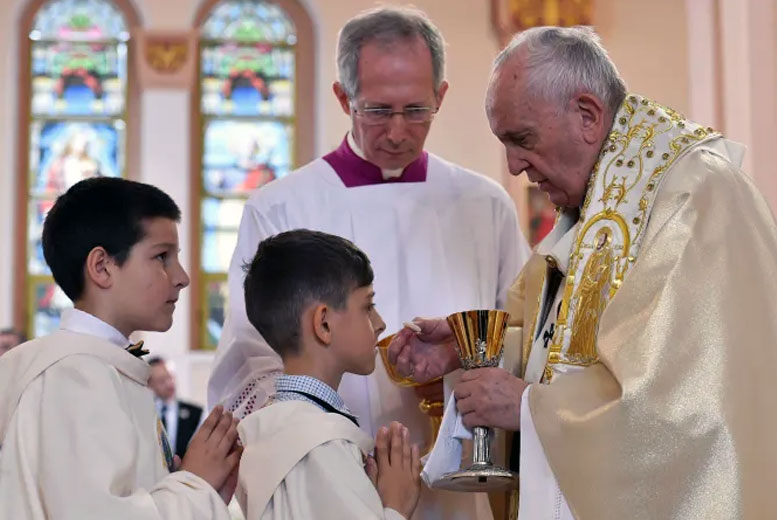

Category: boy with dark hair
[0, 177, 240, 519]
[236, 229, 421, 520]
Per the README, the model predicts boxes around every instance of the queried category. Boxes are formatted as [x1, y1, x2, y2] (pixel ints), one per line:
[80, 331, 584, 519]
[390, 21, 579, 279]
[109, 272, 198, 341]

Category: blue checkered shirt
[274, 375, 359, 423]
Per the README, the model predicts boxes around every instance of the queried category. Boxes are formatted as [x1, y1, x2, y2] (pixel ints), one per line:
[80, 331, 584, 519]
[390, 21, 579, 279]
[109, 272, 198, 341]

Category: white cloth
[420, 392, 473, 486]
[209, 153, 529, 518]
[237, 400, 405, 520]
[0, 320, 229, 519]
[518, 387, 574, 520]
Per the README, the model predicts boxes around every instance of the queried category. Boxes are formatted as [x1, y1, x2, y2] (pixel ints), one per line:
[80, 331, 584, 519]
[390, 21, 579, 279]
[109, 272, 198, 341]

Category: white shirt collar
[59, 308, 130, 349]
[347, 131, 404, 180]
[535, 210, 580, 276]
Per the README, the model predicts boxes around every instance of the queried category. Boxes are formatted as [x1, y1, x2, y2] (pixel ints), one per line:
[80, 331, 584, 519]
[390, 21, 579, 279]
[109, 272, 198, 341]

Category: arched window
[16, 0, 140, 339]
[192, 0, 314, 350]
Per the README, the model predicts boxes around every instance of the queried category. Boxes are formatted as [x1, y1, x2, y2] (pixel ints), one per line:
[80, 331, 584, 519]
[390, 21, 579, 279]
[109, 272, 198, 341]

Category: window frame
[14, 0, 142, 338]
[190, 0, 315, 350]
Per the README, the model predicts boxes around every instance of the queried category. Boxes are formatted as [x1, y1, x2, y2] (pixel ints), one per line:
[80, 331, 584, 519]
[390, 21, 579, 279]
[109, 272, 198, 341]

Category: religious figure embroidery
[567, 227, 614, 361]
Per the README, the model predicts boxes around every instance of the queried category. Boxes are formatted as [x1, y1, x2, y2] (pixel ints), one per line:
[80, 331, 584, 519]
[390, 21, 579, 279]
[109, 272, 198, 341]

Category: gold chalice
[433, 309, 517, 492]
[377, 334, 443, 454]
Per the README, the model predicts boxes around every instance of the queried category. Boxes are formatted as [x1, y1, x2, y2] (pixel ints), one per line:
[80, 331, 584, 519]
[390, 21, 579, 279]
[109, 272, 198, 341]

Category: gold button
[545, 255, 557, 269]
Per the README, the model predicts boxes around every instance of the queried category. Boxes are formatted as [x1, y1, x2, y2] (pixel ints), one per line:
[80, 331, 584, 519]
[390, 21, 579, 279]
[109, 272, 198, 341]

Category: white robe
[209, 153, 529, 519]
[237, 400, 405, 519]
[0, 330, 230, 520]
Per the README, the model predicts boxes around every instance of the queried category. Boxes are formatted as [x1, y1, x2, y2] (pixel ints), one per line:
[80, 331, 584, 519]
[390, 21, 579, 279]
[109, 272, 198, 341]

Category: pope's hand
[387, 317, 461, 383]
[453, 367, 528, 431]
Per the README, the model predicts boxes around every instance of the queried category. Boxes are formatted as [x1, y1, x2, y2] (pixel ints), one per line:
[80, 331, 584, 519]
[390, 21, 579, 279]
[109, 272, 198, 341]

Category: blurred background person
[0, 328, 26, 357]
[147, 357, 203, 459]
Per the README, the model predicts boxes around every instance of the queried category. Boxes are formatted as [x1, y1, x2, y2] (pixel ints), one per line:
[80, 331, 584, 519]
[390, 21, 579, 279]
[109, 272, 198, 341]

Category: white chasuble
[0, 331, 229, 520]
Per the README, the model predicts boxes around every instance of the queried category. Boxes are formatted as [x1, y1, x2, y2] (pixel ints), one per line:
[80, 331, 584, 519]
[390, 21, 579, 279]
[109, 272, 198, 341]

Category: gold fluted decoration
[447, 310, 509, 369]
[492, 0, 594, 47]
[377, 334, 443, 453]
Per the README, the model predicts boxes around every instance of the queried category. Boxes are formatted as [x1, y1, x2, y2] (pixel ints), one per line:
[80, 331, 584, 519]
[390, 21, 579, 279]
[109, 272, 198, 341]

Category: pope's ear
[573, 93, 607, 145]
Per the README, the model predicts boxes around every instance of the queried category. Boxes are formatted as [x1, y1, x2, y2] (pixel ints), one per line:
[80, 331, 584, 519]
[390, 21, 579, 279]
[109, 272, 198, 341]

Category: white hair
[495, 26, 627, 115]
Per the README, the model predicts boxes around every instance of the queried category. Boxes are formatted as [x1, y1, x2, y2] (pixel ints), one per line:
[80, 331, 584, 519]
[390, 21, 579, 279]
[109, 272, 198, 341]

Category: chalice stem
[472, 426, 491, 466]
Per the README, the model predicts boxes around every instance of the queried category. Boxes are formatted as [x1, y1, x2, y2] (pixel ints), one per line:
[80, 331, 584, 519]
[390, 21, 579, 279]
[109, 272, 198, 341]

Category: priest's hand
[387, 317, 461, 383]
[453, 368, 528, 431]
[180, 406, 243, 499]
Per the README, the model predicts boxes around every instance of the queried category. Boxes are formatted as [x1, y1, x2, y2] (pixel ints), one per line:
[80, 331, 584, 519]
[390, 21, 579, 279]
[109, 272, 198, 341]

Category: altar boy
[0, 177, 240, 519]
[237, 229, 421, 519]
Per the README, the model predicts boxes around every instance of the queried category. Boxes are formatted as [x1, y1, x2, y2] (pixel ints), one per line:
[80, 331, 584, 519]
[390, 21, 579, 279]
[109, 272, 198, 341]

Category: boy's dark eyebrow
[150, 242, 179, 250]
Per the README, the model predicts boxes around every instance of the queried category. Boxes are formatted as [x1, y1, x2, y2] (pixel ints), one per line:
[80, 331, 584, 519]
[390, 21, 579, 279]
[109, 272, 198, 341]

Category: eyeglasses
[351, 105, 439, 126]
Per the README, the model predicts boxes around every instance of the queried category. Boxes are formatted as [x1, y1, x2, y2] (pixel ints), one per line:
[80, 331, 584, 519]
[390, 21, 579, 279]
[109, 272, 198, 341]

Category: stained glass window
[24, 0, 130, 338]
[197, 0, 298, 349]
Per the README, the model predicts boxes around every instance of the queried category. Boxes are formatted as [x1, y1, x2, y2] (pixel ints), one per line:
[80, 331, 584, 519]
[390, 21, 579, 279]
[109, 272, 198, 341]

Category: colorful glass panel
[201, 44, 293, 116]
[204, 278, 229, 349]
[24, 0, 129, 339]
[202, 119, 291, 196]
[199, 1, 298, 349]
[31, 0, 129, 42]
[31, 279, 72, 338]
[201, 198, 244, 273]
[29, 120, 123, 196]
[201, 1, 295, 43]
[31, 41, 126, 116]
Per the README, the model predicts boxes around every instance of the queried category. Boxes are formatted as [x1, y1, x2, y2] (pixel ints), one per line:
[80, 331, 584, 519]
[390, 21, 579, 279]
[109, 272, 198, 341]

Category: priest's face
[330, 285, 386, 376]
[334, 36, 448, 170]
[486, 53, 606, 208]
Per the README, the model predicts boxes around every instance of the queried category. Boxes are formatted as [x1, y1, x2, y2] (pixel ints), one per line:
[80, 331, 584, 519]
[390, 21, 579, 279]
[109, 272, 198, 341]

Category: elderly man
[390, 26, 777, 519]
[208, 7, 529, 519]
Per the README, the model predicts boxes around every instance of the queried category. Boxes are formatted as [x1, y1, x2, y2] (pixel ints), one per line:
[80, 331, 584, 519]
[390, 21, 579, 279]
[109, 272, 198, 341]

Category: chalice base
[433, 463, 517, 492]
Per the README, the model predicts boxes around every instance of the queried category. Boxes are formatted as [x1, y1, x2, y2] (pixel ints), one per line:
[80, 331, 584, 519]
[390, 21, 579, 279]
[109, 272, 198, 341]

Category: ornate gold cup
[377, 334, 443, 454]
[433, 309, 518, 492]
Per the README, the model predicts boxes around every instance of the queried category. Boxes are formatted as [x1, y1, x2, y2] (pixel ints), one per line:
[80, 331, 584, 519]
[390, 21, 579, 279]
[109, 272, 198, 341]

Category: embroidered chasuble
[497, 94, 777, 519]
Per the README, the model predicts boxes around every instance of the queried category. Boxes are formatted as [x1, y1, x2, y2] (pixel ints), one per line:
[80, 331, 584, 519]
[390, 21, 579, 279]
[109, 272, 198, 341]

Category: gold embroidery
[567, 228, 613, 362]
[535, 94, 719, 377]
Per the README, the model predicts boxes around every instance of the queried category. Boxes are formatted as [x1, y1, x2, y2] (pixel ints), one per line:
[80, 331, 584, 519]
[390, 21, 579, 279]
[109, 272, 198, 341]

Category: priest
[389, 26, 777, 519]
[207, 7, 530, 519]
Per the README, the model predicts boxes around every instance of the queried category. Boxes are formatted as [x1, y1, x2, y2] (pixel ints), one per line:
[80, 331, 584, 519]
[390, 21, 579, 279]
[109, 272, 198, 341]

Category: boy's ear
[84, 246, 114, 290]
[312, 303, 333, 346]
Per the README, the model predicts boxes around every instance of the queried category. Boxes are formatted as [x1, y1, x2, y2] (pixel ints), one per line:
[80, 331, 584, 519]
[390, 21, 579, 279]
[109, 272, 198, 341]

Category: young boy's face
[330, 284, 386, 376]
[110, 217, 190, 336]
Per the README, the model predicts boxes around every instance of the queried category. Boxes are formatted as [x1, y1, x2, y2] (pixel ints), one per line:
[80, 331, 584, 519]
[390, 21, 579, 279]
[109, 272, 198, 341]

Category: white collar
[535, 210, 580, 276]
[59, 308, 130, 349]
[347, 131, 404, 180]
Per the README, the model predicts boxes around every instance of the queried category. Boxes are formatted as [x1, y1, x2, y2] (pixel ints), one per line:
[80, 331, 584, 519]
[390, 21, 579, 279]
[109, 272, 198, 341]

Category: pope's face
[486, 57, 598, 208]
[335, 37, 448, 170]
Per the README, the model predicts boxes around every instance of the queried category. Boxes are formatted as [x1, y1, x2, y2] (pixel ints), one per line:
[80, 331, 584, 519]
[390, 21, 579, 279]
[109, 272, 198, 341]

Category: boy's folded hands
[180, 405, 243, 503]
